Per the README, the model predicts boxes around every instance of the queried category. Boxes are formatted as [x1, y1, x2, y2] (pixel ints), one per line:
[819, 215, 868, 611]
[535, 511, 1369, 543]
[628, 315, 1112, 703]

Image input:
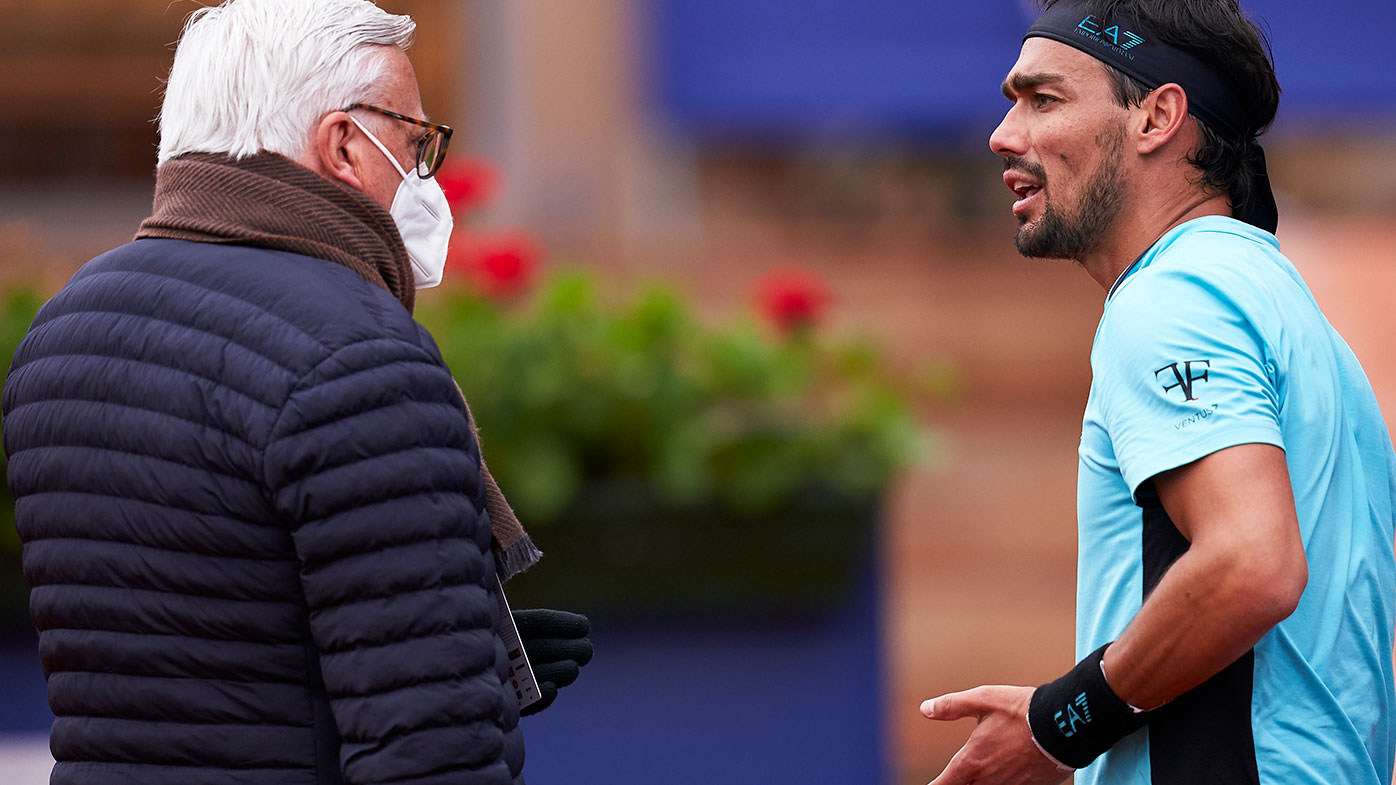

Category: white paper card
[495, 576, 541, 709]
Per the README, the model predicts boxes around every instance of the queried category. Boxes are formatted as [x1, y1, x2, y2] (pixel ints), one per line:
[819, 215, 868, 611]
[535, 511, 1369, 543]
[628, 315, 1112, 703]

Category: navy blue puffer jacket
[2, 239, 525, 785]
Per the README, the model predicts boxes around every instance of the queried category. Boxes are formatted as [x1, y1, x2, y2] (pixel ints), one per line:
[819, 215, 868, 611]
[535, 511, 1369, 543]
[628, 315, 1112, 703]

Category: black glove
[512, 608, 593, 716]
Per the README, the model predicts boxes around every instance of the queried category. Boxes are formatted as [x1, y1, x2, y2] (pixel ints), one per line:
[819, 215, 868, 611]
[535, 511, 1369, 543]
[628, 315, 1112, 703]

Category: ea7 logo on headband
[1077, 14, 1145, 53]
[1155, 360, 1211, 402]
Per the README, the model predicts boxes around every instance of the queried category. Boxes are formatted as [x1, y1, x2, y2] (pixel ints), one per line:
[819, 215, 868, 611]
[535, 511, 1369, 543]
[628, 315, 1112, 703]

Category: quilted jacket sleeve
[263, 336, 522, 785]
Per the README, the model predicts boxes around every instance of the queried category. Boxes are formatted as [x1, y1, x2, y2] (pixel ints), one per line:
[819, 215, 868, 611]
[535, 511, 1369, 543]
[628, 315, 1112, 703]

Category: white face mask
[349, 116, 453, 289]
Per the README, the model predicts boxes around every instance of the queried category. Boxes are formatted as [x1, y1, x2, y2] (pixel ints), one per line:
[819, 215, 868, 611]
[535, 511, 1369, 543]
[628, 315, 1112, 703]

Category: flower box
[505, 482, 879, 613]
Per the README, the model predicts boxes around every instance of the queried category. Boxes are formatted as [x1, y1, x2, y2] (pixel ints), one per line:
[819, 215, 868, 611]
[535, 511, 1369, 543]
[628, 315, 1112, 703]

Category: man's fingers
[532, 659, 580, 688]
[921, 685, 1047, 785]
[513, 609, 590, 640]
[920, 692, 980, 785]
[527, 637, 594, 666]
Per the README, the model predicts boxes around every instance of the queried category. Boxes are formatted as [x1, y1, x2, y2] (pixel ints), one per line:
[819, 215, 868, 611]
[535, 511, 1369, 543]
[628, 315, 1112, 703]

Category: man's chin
[1014, 225, 1076, 260]
[1013, 223, 1047, 258]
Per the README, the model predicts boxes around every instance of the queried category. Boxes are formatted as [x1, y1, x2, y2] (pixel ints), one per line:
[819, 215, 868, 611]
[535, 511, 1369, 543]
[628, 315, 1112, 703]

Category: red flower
[752, 266, 833, 335]
[454, 232, 541, 300]
[435, 158, 500, 215]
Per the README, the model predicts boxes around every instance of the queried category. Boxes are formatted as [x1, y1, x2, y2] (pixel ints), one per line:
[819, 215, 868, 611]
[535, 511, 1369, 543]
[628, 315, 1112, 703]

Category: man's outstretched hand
[512, 609, 593, 716]
[920, 685, 1072, 785]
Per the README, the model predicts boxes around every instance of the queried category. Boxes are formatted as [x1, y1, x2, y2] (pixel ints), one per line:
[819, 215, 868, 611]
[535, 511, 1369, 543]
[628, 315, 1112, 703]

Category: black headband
[1024, 1, 1278, 233]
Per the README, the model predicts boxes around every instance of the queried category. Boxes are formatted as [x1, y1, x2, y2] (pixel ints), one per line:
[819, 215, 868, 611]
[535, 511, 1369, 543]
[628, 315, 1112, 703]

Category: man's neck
[1079, 192, 1233, 293]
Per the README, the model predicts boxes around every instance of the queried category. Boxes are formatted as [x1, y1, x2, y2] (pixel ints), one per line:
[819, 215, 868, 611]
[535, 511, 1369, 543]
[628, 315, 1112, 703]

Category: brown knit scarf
[138, 151, 416, 312]
[138, 152, 542, 580]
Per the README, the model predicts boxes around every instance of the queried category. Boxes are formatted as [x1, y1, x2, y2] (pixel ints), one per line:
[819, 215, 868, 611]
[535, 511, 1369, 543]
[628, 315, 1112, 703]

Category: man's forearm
[1101, 445, 1308, 710]
[1101, 522, 1306, 709]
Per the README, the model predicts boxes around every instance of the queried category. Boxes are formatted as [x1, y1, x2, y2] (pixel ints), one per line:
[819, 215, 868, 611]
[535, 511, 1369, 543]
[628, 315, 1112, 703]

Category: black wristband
[1027, 643, 1150, 769]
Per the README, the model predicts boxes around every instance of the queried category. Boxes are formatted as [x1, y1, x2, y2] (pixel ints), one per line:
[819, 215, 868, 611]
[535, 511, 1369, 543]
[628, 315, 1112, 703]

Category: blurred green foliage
[0, 286, 43, 624]
[0, 271, 940, 615]
[416, 270, 931, 527]
[0, 288, 42, 548]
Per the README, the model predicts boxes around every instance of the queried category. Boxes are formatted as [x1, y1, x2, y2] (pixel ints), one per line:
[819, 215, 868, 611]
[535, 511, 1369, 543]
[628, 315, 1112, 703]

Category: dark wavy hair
[1038, 0, 1280, 217]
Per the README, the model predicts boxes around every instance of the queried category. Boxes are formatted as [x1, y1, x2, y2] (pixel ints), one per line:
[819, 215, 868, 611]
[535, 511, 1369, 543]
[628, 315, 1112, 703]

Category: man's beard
[1012, 124, 1127, 260]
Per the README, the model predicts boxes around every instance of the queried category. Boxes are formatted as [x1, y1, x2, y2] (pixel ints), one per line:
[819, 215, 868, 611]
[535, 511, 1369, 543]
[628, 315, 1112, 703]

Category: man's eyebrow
[1001, 72, 1067, 100]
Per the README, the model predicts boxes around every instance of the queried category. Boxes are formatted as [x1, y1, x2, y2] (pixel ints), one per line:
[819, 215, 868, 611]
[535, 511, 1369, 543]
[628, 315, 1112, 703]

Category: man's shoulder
[1144, 217, 1290, 282]
[1109, 218, 1294, 319]
[73, 238, 429, 360]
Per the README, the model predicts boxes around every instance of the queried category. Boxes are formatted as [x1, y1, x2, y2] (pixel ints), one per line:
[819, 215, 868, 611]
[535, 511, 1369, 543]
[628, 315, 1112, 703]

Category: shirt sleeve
[263, 336, 519, 785]
[1096, 266, 1284, 501]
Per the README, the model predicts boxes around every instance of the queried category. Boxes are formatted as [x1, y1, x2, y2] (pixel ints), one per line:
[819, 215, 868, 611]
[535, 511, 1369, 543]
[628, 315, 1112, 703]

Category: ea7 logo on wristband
[1029, 644, 1149, 768]
[1155, 360, 1211, 402]
[1055, 692, 1094, 737]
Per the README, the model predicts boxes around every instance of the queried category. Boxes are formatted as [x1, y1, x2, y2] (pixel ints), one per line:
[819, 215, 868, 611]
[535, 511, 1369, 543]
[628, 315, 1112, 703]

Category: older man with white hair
[0, 2, 590, 784]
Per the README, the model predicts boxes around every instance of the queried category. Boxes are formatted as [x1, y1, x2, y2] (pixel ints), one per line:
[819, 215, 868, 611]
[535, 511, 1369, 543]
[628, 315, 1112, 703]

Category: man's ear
[1135, 82, 1189, 155]
[312, 111, 366, 191]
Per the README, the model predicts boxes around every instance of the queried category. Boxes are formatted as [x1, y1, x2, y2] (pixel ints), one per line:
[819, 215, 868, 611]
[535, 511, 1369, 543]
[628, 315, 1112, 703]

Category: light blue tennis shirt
[1076, 216, 1396, 785]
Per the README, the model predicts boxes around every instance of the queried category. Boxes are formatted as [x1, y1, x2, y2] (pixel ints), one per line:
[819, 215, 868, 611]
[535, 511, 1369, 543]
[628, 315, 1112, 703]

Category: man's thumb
[920, 690, 978, 722]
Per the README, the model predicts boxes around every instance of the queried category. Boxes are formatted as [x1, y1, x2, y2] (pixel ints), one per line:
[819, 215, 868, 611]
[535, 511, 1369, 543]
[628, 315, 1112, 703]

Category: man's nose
[989, 106, 1026, 159]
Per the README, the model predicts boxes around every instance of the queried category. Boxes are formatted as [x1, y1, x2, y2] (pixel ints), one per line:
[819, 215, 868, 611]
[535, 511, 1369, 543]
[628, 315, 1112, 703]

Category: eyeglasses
[344, 103, 453, 178]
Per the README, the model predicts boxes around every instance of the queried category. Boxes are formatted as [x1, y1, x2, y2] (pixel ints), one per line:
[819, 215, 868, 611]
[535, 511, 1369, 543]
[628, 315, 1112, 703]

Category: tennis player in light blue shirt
[1078, 215, 1396, 784]
[919, 2, 1396, 783]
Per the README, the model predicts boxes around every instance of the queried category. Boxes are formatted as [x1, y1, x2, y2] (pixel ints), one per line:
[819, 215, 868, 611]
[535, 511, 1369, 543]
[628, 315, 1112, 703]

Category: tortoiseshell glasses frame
[344, 103, 453, 178]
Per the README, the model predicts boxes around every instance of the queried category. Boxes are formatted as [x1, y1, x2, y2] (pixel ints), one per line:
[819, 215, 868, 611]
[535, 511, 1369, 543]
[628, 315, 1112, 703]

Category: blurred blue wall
[522, 559, 886, 785]
[652, 0, 1395, 142]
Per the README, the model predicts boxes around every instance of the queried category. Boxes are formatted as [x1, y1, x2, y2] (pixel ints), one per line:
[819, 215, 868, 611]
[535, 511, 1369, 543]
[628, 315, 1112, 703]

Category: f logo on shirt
[1155, 360, 1211, 402]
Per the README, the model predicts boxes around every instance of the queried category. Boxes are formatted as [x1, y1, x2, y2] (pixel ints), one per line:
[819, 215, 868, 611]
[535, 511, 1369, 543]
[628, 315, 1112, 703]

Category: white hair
[157, 0, 415, 164]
